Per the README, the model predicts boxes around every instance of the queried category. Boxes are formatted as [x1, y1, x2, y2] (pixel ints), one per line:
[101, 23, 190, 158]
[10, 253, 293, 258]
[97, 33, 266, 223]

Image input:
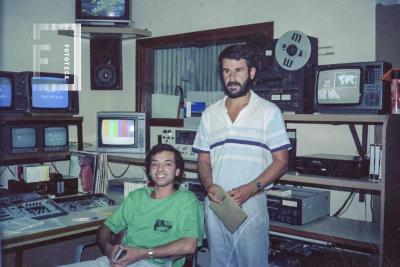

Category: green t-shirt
[105, 187, 204, 267]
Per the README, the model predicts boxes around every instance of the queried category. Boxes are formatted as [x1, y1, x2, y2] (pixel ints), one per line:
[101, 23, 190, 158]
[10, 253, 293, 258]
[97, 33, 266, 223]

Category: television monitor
[44, 126, 69, 152]
[11, 71, 79, 116]
[75, 0, 131, 26]
[316, 68, 362, 105]
[97, 111, 146, 154]
[314, 61, 392, 114]
[0, 122, 72, 162]
[11, 127, 38, 154]
[0, 71, 16, 109]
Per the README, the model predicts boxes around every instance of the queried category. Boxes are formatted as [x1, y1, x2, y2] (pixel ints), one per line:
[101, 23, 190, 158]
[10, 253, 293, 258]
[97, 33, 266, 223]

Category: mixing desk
[0, 192, 67, 221]
[53, 193, 116, 213]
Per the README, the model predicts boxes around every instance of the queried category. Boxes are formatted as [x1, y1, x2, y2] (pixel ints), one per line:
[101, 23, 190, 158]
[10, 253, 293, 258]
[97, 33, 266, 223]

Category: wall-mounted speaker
[90, 38, 122, 90]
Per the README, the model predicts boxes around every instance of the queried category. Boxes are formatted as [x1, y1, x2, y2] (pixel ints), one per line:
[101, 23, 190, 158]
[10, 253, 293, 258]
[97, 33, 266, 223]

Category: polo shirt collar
[221, 90, 256, 112]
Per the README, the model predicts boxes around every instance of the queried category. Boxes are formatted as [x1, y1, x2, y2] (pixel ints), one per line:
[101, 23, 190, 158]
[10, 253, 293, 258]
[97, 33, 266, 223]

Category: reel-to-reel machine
[252, 30, 318, 114]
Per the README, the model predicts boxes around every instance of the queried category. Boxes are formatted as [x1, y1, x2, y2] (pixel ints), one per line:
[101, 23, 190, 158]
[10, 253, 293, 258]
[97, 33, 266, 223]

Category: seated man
[61, 144, 204, 267]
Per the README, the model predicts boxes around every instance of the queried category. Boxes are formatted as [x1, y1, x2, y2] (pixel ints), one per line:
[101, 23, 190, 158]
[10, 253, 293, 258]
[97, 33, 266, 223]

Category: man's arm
[112, 237, 197, 265]
[97, 224, 119, 259]
[197, 152, 223, 203]
[228, 149, 289, 205]
[146, 237, 197, 259]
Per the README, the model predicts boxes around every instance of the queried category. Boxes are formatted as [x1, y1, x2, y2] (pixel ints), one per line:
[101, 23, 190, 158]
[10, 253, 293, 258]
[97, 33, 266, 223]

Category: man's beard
[223, 77, 252, 98]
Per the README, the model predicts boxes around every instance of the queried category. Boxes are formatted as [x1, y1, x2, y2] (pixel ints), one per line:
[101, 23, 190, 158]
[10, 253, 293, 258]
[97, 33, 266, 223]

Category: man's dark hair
[218, 44, 255, 72]
[145, 143, 185, 189]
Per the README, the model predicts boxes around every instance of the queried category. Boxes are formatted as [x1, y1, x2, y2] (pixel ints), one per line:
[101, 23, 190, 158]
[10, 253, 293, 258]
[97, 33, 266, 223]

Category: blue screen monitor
[0, 72, 15, 109]
[11, 127, 38, 153]
[44, 126, 69, 152]
[31, 77, 69, 109]
[0, 72, 79, 116]
[0, 77, 12, 108]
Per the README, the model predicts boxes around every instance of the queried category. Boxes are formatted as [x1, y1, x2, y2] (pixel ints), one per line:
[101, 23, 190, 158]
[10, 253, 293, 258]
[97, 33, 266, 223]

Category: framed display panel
[136, 21, 274, 128]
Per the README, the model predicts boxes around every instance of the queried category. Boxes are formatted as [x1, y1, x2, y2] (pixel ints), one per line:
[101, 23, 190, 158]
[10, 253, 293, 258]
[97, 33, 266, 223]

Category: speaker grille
[90, 38, 122, 90]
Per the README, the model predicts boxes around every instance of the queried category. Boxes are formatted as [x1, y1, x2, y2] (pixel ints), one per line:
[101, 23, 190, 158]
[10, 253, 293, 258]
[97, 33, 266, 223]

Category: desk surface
[1, 195, 119, 252]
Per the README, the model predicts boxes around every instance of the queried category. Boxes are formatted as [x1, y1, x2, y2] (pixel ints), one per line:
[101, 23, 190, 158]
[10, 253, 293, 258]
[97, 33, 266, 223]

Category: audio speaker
[90, 38, 122, 90]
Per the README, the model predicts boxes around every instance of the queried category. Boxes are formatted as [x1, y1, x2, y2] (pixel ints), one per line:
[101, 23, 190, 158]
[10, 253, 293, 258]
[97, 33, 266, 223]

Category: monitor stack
[0, 71, 79, 163]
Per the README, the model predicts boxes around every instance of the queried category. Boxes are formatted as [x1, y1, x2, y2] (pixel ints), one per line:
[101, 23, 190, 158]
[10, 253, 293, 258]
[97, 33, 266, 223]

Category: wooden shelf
[150, 118, 183, 127]
[0, 153, 70, 166]
[284, 114, 389, 125]
[280, 173, 383, 192]
[58, 26, 151, 40]
[0, 115, 83, 123]
[270, 216, 379, 253]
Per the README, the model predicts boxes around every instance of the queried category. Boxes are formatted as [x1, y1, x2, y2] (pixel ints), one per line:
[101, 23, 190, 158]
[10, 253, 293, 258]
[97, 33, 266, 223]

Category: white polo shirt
[192, 90, 291, 191]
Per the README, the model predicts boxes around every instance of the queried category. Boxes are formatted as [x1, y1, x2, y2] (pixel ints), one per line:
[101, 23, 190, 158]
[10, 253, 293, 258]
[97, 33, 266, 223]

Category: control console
[161, 128, 197, 161]
[0, 192, 67, 221]
[53, 193, 115, 213]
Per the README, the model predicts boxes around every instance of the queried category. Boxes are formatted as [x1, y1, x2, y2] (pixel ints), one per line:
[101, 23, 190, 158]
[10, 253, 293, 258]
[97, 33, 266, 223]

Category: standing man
[61, 144, 204, 267]
[192, 44, 291, 267]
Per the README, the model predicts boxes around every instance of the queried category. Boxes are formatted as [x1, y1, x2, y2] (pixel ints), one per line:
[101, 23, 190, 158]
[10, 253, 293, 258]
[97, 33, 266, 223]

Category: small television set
[44, 126, 69, 152]
[0, 126, 40, 155]
[75, 0, 131, 26]
[314, 61, 392, 114]
[97, 111, 146, 154]
[0, 71, 15, 110]
[2, 71, 79, 116]
[12, 127, 38, 154]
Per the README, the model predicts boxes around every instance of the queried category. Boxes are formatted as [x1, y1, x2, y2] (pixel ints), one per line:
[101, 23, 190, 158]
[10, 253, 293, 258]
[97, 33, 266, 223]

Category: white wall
[0, 0, 376, 145]
[134, 0, 375, 63]
[0, 0, 378, 220]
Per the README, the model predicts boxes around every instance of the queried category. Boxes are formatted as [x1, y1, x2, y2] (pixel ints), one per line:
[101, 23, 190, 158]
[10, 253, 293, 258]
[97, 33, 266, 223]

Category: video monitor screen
[101, 119, 135, 145]
[44, 127, 68, 147]
[12, 128, 37, 149]
[0, 77, 12, 108]
[80, 0, 127, 17]
[31, 77, 69, 108]
[317, 68, 361, 105]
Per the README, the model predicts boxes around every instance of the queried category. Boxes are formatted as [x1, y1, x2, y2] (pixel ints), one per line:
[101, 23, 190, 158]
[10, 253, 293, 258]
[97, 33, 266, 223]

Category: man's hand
[110, 246, 146, 267]
[227, 183, 255, 206]
[206, 184, 224, 204]
[105, 243, 119, 261]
